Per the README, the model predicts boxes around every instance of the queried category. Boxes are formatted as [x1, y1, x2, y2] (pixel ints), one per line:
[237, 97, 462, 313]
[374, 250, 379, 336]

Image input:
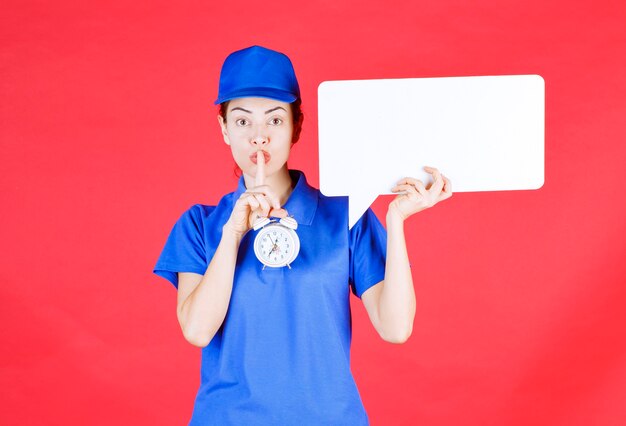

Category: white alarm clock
[252, 215, 300, 269]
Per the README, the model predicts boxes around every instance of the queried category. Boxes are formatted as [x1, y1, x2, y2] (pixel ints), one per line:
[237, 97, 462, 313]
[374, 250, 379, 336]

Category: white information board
[318, 75, 545, 228]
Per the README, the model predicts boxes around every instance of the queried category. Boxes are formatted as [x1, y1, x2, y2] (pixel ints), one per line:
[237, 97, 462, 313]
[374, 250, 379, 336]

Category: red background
[2, 1, 625, 425]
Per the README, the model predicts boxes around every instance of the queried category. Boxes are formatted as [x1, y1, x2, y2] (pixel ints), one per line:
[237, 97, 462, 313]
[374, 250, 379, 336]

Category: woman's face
[218, 97, 294, 183]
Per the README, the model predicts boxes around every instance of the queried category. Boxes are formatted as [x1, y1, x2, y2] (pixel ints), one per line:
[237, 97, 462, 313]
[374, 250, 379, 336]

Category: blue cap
[214, 45, 300, 105]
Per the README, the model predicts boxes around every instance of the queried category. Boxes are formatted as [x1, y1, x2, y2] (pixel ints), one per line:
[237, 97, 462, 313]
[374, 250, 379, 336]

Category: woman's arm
[377, 213, 415, 343]
[362, 166, 452, 344]
[176, 158, 286, 348]
[176, 226, 242, 348]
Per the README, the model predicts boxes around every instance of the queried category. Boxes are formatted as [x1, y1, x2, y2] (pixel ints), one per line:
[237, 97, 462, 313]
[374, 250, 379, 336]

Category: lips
[250, 151, 271, 164]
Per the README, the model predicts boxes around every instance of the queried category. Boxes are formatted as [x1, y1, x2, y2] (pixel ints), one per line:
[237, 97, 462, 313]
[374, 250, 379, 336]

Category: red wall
[2, 1, 625, 425]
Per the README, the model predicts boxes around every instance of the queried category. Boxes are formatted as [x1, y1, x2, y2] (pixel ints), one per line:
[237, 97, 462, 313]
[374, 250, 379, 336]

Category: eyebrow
[230, 107, 252, 114]
[230, 106, 287, 114]
[264, 106, 287, 114]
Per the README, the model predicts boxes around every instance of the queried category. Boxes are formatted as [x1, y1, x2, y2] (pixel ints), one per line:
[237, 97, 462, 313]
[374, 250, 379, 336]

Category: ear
[217, 115, 230, 146]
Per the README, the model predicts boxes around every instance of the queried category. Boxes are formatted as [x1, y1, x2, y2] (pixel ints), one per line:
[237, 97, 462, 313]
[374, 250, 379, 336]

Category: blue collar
[232, 169, 319, 226]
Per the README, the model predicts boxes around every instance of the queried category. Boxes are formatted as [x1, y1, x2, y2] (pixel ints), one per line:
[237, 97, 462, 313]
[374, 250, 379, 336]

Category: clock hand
[267, 234, 278, 254]
[269, 242, 280, 255]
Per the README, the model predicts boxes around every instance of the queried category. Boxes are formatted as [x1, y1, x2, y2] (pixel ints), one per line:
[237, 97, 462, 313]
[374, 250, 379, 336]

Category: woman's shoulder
[184, 188, 239, 216]
[183, 189, 240, 221]
[176, 204, 219, 228]
[187, 203, 218, 216]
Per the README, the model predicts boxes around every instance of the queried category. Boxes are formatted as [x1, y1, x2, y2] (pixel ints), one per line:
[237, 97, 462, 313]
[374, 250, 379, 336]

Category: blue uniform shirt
[154, 170, 387, 425]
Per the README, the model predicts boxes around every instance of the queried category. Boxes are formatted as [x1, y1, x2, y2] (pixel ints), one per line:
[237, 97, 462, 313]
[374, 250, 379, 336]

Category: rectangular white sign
[318, 74, 545, 227]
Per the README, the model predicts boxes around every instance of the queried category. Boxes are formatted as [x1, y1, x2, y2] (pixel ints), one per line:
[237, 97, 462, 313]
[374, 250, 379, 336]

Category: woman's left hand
[388, 166, 453, 222]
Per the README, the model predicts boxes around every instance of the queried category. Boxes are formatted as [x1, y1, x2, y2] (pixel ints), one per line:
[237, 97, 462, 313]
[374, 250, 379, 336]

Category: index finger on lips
[255, 151, 265, 187]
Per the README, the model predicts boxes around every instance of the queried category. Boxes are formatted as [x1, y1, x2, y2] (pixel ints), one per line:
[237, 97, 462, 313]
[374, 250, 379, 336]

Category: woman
[154, 45, 452, 425]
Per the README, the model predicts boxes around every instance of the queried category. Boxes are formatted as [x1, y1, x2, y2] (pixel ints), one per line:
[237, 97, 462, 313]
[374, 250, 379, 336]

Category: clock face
[254, 223, 300, 268]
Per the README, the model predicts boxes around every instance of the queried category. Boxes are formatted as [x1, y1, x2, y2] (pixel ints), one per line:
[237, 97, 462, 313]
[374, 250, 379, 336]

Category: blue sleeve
[349, 207, 387, 299]
[153, 204, 214, 289]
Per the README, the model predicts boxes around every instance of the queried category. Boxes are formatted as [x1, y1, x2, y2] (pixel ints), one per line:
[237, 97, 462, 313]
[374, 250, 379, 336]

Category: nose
[251, 127, 268, 146]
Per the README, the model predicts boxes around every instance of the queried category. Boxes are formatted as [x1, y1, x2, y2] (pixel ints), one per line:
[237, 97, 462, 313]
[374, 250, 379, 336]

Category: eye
[235, 118, 249, 126]
[269, 117, 283, 126]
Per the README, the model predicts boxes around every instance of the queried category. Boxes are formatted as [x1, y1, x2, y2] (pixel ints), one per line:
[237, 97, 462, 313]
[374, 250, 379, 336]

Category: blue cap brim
[214, 87, 298, 105]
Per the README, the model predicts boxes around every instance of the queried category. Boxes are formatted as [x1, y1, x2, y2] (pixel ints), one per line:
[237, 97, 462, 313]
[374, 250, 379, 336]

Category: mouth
[250, 151, 271, 164]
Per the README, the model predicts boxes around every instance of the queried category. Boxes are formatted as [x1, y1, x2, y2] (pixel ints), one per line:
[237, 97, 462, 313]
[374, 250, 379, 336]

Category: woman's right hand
[223, 152, 287, 238]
